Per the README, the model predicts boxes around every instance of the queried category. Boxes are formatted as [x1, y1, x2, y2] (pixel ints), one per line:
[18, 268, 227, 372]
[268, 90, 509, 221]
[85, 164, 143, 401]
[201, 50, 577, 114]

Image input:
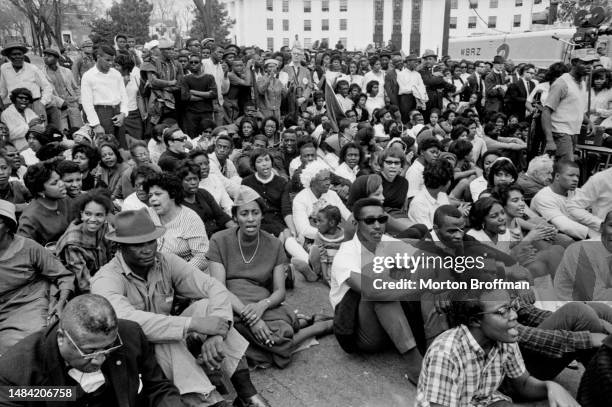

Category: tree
[190, 0, 234, 43]
[89, 17, 116, 47]
[0, 3, 29, 44]
[108, 0, 153, 44]
[7, 0, 64, 50]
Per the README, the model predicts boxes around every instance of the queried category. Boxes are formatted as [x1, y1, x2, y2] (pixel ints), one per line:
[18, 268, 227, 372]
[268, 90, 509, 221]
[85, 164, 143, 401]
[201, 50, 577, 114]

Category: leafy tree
[89, 18, 116, 47]
[108, 0, 153, 44]
[190, 0, 234, 44]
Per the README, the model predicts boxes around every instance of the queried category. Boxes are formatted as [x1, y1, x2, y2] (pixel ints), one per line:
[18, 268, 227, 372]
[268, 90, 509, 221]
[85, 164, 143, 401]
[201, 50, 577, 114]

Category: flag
[323, 72, 346, 133]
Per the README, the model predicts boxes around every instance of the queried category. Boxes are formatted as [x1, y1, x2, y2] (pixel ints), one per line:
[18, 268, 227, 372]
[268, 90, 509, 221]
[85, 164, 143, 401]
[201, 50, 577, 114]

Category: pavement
[246, 274, 583, 407]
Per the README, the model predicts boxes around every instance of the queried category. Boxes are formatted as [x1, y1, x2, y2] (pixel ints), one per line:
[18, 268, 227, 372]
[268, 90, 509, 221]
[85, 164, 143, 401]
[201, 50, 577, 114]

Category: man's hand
[93, 124, 105, 136]
[250, 320, 274, 346]
[545, 381, 580, 407]
[590, 332, 607, 347]
[28, 117, 43, 127]
[112, 113, 125, 127]
[189, 316, 230, 337]
[457, 202, 471, 217]
[200, 335, 225, 371]
[544, 140, 557, 155]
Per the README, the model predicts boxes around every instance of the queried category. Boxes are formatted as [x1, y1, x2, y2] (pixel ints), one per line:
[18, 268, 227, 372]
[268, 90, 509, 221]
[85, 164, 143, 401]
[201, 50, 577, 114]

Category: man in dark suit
[484, 55, 508, 115]
[505, 63, 537, 121]
[0, 294, 189, 407]
[418, 49, 455, 120]
[384, 55, 402, 108]
[466, 60, 487, 116]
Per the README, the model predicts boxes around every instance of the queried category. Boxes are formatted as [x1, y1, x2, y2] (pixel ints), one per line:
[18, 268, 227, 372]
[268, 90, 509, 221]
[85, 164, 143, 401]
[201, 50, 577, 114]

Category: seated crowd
[1, 35, 612, 407]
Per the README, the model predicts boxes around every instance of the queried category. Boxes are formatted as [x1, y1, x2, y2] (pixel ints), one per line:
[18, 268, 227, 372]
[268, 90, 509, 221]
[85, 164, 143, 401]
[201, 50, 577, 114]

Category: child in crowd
[310, 205, 345, 285]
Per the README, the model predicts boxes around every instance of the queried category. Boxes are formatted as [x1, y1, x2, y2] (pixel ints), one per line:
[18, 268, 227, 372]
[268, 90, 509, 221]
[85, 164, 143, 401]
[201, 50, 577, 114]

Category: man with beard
[542, 49, 598, 160]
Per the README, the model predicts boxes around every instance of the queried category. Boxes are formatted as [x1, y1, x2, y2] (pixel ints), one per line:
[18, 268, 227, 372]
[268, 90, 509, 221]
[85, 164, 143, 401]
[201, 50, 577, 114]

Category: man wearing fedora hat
[0, 42, 54, 124]
[484, 54, 508, 114]
[92, 209, 270, 407]
[43, 48, 83, 131]
[418, 49, 455, 118]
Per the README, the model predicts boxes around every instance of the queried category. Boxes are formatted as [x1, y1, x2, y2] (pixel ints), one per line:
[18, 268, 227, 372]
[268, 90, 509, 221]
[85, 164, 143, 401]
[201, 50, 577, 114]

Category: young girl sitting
[309, 205, 345, 285]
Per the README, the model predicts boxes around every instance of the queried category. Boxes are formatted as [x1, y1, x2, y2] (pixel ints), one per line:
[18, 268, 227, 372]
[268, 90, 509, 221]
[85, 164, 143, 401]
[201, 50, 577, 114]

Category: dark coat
[0, 319, 183, 407]
[505, 78, 535, 121]
[484, 70, 507, 113]
[384, 69, 399, 107]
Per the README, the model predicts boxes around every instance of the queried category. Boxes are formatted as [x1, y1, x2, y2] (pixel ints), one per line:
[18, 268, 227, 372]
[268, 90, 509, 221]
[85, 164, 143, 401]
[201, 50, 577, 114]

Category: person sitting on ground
[531, 159, 592, 240]
[309, 205, 345, 285]
[0, 294, 186, 407]
[209, 186, 333, 369]
[0, 199, 74, 355]
[56, 160, 83, 200]
[113, 140, 161, 202]
[121, 165, 158, 211]
[96, 142, 130, 201]
[408, 158, 453, 230]
[405, 137, 442, 199]
[56, 190, 114, 293]
[0, 151, 30, 215]
[469, 150, 500, 202]
[447, 138, 482, 201]
[157, 126, 188, 173]
[516, 154, 554, 203]
[566, 166, 612, 239]
[330, 198, 424, 385]
[72, 143, 100, 191]
[416, 280, 580, 407]
[555, 210, 612, 302]
[91, 209, 271, 407]
[578, 333, 612, 407]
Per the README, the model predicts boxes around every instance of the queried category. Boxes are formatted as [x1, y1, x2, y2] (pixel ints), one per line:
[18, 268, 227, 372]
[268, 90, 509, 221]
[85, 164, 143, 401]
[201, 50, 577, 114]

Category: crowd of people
[0, 30, 611, 406]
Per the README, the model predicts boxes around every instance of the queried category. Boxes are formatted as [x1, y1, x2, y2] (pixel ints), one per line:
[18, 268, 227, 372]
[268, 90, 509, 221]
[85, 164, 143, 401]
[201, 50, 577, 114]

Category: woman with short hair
[1, 88, 40, 151]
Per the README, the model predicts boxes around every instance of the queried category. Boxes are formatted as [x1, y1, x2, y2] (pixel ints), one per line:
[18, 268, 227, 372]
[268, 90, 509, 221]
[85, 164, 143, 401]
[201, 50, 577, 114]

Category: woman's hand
[250, 319, 274, 346]
[241, 301, 268, 326]
[524, 223, 556, 242]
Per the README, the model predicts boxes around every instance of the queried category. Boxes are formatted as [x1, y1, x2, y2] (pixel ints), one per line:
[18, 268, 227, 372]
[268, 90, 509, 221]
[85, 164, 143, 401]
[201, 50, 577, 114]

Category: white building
[220, 0, 446, 56]
[449, 0, 551, 38]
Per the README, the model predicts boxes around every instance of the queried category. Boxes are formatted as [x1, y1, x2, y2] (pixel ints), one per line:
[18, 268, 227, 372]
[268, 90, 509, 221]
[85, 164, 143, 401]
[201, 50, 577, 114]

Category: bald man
[0, 294, 185, 407]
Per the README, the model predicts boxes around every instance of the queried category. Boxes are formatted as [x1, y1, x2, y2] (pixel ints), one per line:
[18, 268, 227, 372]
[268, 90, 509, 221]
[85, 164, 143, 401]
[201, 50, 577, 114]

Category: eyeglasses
[172, 137, 186, 142]
[62, 328, 123, 360]
[478, 298, 520, 318]
[383, 160, 402, 166]
[357, 215, 389, 225]
[189, 61, 201, 65]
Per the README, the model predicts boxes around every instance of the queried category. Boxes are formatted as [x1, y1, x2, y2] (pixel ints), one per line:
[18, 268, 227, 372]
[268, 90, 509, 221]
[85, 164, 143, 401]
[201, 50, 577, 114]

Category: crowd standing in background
[0, 32, 611, 406]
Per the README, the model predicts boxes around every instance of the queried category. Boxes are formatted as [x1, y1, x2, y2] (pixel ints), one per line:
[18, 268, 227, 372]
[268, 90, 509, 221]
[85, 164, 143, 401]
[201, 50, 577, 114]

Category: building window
[534, 0, 541, 3]
[267, 18, 273, 30]
[340, 19, 347, 30]
[340, 0, 347, 12]
[322, 0, 329, 12]
[468, 16, 477, 28]
[304, 38, 312, 48]
[283, 38, 289, 47]
[322, 38, 329, 46]
[450, 17, 457, 29]
[267, 37, 274, 50]
[451, 0, 458, 9]
[283, 19, 289, 31]
[469, 0, 478, 8]
[322, 19, 329, 31]
[490, 0, 498, 8]
[266, 0, 273, 11]
[340, 37, 347, 47]
[513, 14, 521, 27]
[488, 16, 497, 28]
[304, 0, 311, 12]
[515, 0, 523, 5]
[282, 0, 288, 12]
[304, 19, 311, 31]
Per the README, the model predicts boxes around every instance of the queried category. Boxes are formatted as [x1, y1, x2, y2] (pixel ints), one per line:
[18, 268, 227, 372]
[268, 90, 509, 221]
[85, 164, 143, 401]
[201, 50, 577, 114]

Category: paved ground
[246, 274, 583, 407]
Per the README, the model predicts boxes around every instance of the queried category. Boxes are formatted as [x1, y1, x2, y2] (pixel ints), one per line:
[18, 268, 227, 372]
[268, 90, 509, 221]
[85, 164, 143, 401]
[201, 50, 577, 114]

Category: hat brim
[105, 225, 166, 244]
[2, 45, 27, 56]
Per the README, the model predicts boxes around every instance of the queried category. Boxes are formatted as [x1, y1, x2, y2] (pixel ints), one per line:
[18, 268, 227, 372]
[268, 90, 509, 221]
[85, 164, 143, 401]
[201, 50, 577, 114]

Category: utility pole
[441, 0, 451, 56]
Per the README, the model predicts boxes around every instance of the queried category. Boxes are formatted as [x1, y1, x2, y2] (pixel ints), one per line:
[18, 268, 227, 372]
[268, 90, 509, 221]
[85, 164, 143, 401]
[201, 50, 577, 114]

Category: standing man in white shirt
[0, 42, 54, 126]
[202, 45, 230, 126]
[396, 54, 427, 124]
[80, 45, 128, 139]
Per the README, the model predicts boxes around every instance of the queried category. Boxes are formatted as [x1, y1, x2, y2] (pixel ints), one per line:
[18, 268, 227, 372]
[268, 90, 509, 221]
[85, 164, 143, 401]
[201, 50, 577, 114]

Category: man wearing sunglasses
[0, 294, 184, 406]
[417, 279, 580, 407]
[329, 198, 425, 385]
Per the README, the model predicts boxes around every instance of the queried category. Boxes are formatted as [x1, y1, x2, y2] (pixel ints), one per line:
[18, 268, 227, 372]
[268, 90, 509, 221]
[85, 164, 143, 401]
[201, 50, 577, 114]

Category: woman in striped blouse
[144, 172, 209, 271]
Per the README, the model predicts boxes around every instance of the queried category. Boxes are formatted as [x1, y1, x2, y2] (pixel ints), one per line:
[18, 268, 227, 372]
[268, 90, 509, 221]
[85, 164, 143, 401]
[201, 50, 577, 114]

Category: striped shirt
[416, 324, 526, 407]
[148, 206, 209, 271]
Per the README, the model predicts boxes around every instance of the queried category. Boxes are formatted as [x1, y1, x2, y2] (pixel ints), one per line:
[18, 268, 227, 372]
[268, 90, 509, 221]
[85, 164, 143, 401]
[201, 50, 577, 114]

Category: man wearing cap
[203, 45, 231, 126]
[0, 42, 54, 122]
[91, 209, 270, 407]
[141, 39, 183, 125]
[43, 48, 83, 131]
[282, 47, 313, 114]
[256, 59, 287, 121]
[80, 45, 128, 138]
[395, 55, 427, 124]
[484, 55, 508, 114]
[0, 200, 74, 355]
[418, 49, 454, 117]
[72, 40, 96, 86]
[542, 49, 597, 161]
